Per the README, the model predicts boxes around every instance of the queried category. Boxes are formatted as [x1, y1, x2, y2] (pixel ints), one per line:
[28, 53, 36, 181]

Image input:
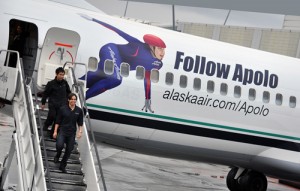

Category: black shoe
[59, 166, 67, 173]
[54, 157, 59, 163]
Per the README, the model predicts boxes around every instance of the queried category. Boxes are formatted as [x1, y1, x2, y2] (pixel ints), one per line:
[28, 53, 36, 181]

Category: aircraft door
[7, 20, 38, 78]
[37, 27, 80, 88]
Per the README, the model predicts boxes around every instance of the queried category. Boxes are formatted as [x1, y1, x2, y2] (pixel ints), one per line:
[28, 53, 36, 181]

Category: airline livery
[1, 0, 300, 190]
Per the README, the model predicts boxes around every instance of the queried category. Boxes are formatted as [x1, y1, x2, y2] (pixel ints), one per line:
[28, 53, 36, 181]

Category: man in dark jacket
[41, 67, 71, 138]
[8, 25, 26, 67]
[53, 93, 83, 173]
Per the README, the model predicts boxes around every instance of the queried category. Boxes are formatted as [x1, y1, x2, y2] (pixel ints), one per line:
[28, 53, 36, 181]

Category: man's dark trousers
[56, 133, 75, 170]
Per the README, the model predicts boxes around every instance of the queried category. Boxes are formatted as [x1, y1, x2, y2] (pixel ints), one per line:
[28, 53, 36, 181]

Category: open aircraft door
[37, 27, 80, 88]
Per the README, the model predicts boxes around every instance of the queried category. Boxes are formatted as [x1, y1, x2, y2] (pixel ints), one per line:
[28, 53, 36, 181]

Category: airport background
[87, 0, 300, 58]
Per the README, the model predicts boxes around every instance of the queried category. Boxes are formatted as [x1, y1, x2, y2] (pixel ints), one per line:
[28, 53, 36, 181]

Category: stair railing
[63, 62, 105, 191]
[0, 50, 48, 190]
[29, 77, 53, 191]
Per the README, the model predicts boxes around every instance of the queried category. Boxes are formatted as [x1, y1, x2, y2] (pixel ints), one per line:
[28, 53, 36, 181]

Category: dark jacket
[56, 105, 83, 136]
[41, 78, 71, 108]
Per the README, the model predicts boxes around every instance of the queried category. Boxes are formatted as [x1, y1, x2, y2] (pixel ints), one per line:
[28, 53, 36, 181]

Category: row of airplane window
[102, 60, 296, 108]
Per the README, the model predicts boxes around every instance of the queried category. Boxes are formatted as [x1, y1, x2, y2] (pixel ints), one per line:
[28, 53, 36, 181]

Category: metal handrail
[18, 55, 53, 190]
[63, 62, 107, 191]
[0, 49, 50, 190]
[30, 77, 53, 191]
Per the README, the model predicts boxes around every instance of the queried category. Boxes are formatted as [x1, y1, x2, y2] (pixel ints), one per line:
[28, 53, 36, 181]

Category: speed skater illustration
[80, 15, 166, 113]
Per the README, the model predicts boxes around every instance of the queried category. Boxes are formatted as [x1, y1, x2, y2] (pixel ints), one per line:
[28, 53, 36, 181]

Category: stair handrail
[17, 53, 49, 190]
[0, 50, 26, 190]
[77, 82, 108, 191]
[29, 77, 53, 191]
[63, 62, 106, 191]
[0, 50, 47, 190]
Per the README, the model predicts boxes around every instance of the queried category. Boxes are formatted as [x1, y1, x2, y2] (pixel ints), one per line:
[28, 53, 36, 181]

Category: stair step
[46, 171, 84, 182]
[47, 177, 85, 185]
[46, 178, 86, 191]
[42, 149, 80, 161]
[47, 177, 85, 187]
[43, 157, 80, 164]
[38, 112, 49, 119]
[35, 109, 47, 116]
[49, 168, 83, 175]
[41, 146, 79, 155]
[42, 138, 79, 148]
[44, 161, 83, 172]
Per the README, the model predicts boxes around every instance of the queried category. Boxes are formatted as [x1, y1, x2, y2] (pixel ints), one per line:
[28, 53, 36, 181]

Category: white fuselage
[1, 0, 300, 182]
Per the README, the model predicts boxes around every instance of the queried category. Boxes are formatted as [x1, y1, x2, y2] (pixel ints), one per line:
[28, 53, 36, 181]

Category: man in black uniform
[41, 67, 71, 138]
[8, 25, 26, 67]
[53, 93, 83, 173]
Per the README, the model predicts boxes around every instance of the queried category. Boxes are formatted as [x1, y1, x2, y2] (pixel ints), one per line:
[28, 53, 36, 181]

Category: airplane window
[193, 78, 201, 91]
[289, 96, 296, 108]
[88, 57, 98, 71]
[234, 86, 241, 98]
[104, 59, 114, 75]
[180, 75, 187, 88]
[275, 93, 283, 105]
[165, 72, 174, 86]
[207, 80, 214, 93]
[220, 83, 228, 96]
[120, 62, 130, 77]
[151, 69, 159, 83]
[136, 66, 145, 80]
[249, 88, 256, 101]
[263, 91, 270, 103]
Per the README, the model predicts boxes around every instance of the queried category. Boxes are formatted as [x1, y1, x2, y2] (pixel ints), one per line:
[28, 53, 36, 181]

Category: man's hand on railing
[77, 131, 82, 139]
[53, 131, 57, 139]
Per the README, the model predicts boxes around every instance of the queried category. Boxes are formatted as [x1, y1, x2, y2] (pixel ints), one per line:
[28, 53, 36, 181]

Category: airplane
[1, 0, 300, 191]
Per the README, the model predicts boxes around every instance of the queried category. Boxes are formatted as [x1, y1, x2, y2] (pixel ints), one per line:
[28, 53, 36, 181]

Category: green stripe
[87, 103, 300, 141]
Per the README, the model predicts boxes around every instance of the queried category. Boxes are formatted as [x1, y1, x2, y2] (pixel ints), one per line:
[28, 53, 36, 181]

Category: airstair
[36, 100, 88, 190]
[0, 50, 106, 191]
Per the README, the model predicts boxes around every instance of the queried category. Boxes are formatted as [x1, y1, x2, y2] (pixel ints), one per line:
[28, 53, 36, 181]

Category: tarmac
[0, 105, 299, 191]
[95, 143, 300, 191]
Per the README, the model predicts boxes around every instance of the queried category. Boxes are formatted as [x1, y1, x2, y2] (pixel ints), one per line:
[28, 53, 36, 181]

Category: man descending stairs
[36, 98, 87, 191]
